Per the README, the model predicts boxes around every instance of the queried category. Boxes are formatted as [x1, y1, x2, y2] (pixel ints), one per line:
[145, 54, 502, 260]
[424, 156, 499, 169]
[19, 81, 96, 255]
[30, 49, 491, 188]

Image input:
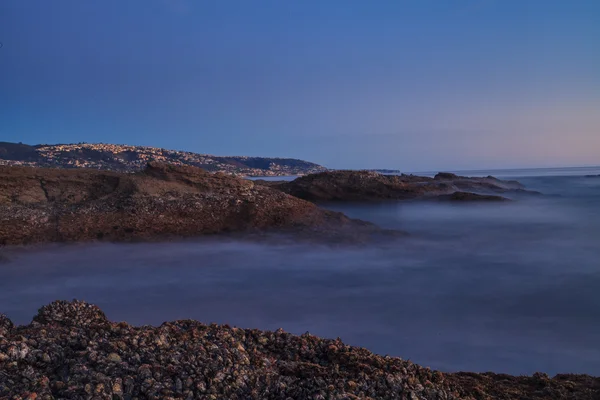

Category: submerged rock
[433, 191, 511, 202]
[0, 300, 598, 399]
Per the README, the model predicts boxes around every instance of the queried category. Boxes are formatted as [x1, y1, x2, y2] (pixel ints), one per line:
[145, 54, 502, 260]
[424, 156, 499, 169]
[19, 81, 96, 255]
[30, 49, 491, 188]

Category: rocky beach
[4, 0, 598, 396]
[1, 300, 599, 400]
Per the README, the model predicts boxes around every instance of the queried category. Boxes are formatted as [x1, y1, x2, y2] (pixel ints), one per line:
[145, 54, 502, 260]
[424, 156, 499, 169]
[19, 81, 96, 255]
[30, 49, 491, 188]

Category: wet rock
[0, 313, 13, 336]
[33, 300, 108, 327]
[1, 300, 598, 399]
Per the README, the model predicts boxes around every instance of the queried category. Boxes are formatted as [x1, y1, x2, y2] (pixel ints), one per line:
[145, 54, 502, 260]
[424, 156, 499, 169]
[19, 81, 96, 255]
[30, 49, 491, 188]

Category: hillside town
[0, 142, 328, 176]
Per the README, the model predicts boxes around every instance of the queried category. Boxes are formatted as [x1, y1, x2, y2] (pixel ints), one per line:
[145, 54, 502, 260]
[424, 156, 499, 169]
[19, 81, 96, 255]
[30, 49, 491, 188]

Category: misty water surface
[1, 170, 600, 375]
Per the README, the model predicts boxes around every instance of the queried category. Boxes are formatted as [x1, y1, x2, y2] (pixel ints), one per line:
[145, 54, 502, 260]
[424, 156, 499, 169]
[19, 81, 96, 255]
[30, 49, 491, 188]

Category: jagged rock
[273, 170, 450, 202]
[33, 300, 108, 327]
[0, 164, 397, 245]
[270, 170, 530, 202]
[0, 314, 13, 336]
[0, 301, 598, 399]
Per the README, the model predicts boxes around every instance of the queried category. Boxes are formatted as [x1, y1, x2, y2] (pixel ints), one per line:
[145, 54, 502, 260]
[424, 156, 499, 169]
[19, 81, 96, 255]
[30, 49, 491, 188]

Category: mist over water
[2, 169, 600, 375]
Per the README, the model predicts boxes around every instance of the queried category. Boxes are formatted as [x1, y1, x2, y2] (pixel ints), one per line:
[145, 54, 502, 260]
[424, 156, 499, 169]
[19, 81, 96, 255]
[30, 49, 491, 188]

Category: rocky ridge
[0, 142, 327, 177]
[259, 171, 534, 202]
[0, 163, 392, 246]
[0, 300, 598, 400]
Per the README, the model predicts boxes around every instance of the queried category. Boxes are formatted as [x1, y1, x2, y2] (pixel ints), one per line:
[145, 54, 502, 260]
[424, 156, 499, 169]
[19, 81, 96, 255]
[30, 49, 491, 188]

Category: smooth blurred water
[1, 168, 600, 375]
[411, 165, 600, 178]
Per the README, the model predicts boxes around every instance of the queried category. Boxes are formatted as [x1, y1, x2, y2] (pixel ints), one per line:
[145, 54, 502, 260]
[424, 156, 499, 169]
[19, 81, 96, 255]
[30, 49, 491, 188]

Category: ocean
[1, 166, 599, 375]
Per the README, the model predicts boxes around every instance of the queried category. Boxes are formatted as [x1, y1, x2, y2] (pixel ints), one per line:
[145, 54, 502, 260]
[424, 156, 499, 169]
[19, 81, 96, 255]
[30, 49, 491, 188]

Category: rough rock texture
[265, 171, 532, 202]
[432, 173, 527, 194]
[0, 164, 391, 246]
[1, 301, 598, 400]
[447, 372, 600, 400]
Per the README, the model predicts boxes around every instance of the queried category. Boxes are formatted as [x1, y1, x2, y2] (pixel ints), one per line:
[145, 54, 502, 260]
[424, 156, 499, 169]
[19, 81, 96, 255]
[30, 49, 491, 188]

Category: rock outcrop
[0, 163, 392, 245]
[433, 173, 526, 193]
[0, 300, 598, 399]
[433, 191, 510, 202]
[263, 170, 532, 202]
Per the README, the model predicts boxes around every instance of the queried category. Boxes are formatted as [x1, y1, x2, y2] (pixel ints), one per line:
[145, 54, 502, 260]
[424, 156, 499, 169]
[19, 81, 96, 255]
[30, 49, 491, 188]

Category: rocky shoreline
[0, 301, 598, 400]
[0, 163, 399, 246]
[1, 164, 535, 247]
[1, 166, 598, 399]
[256, 171, 537, 203]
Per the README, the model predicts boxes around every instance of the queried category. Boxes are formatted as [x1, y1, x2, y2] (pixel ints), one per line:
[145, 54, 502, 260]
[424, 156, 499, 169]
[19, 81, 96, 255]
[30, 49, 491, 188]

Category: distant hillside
[0, 142, 327, 176]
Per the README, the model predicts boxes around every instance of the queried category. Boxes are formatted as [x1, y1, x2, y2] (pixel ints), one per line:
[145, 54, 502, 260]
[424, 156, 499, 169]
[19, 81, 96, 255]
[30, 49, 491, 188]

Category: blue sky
[1, 0, 599, 170]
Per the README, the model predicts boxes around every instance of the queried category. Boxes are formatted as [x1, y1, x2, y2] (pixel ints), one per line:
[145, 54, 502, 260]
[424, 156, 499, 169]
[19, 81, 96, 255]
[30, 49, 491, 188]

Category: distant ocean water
[249, 165, 600, 180]
[410, 165, 600, 178]
[1, 166, 600, 375]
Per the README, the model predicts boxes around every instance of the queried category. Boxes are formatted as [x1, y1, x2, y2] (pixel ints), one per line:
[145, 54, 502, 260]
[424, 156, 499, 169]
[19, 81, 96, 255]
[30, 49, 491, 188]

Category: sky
[1, 0, 599, 171]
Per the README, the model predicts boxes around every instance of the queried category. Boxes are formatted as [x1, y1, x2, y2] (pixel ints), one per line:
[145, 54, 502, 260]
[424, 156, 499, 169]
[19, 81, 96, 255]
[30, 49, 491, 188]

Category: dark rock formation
[0, 163, 392, 245]
[434, 173, 526, 193]
[33, 300, 108, 327]
[433, 172, 460, 180]
[252, 179, 288, 188]
[0, 314, 13, 337]
[447, 372, 600, 400]
[270, 170, 530, 202]
[584, 174, 600, 178]
[1, 300, 598, 399]
[274, 171, 450, 202]
[433, 191, 510, 202]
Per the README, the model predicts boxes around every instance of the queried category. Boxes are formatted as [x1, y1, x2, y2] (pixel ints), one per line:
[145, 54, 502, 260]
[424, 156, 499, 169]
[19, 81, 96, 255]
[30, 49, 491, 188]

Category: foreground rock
[263, 171, 533, 202]
[0, 301, 598, 399]
[0, 163, 394, 245]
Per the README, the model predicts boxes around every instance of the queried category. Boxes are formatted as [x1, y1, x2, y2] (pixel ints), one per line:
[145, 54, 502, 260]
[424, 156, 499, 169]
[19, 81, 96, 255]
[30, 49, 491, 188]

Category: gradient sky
[1, 0, 599, 170]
